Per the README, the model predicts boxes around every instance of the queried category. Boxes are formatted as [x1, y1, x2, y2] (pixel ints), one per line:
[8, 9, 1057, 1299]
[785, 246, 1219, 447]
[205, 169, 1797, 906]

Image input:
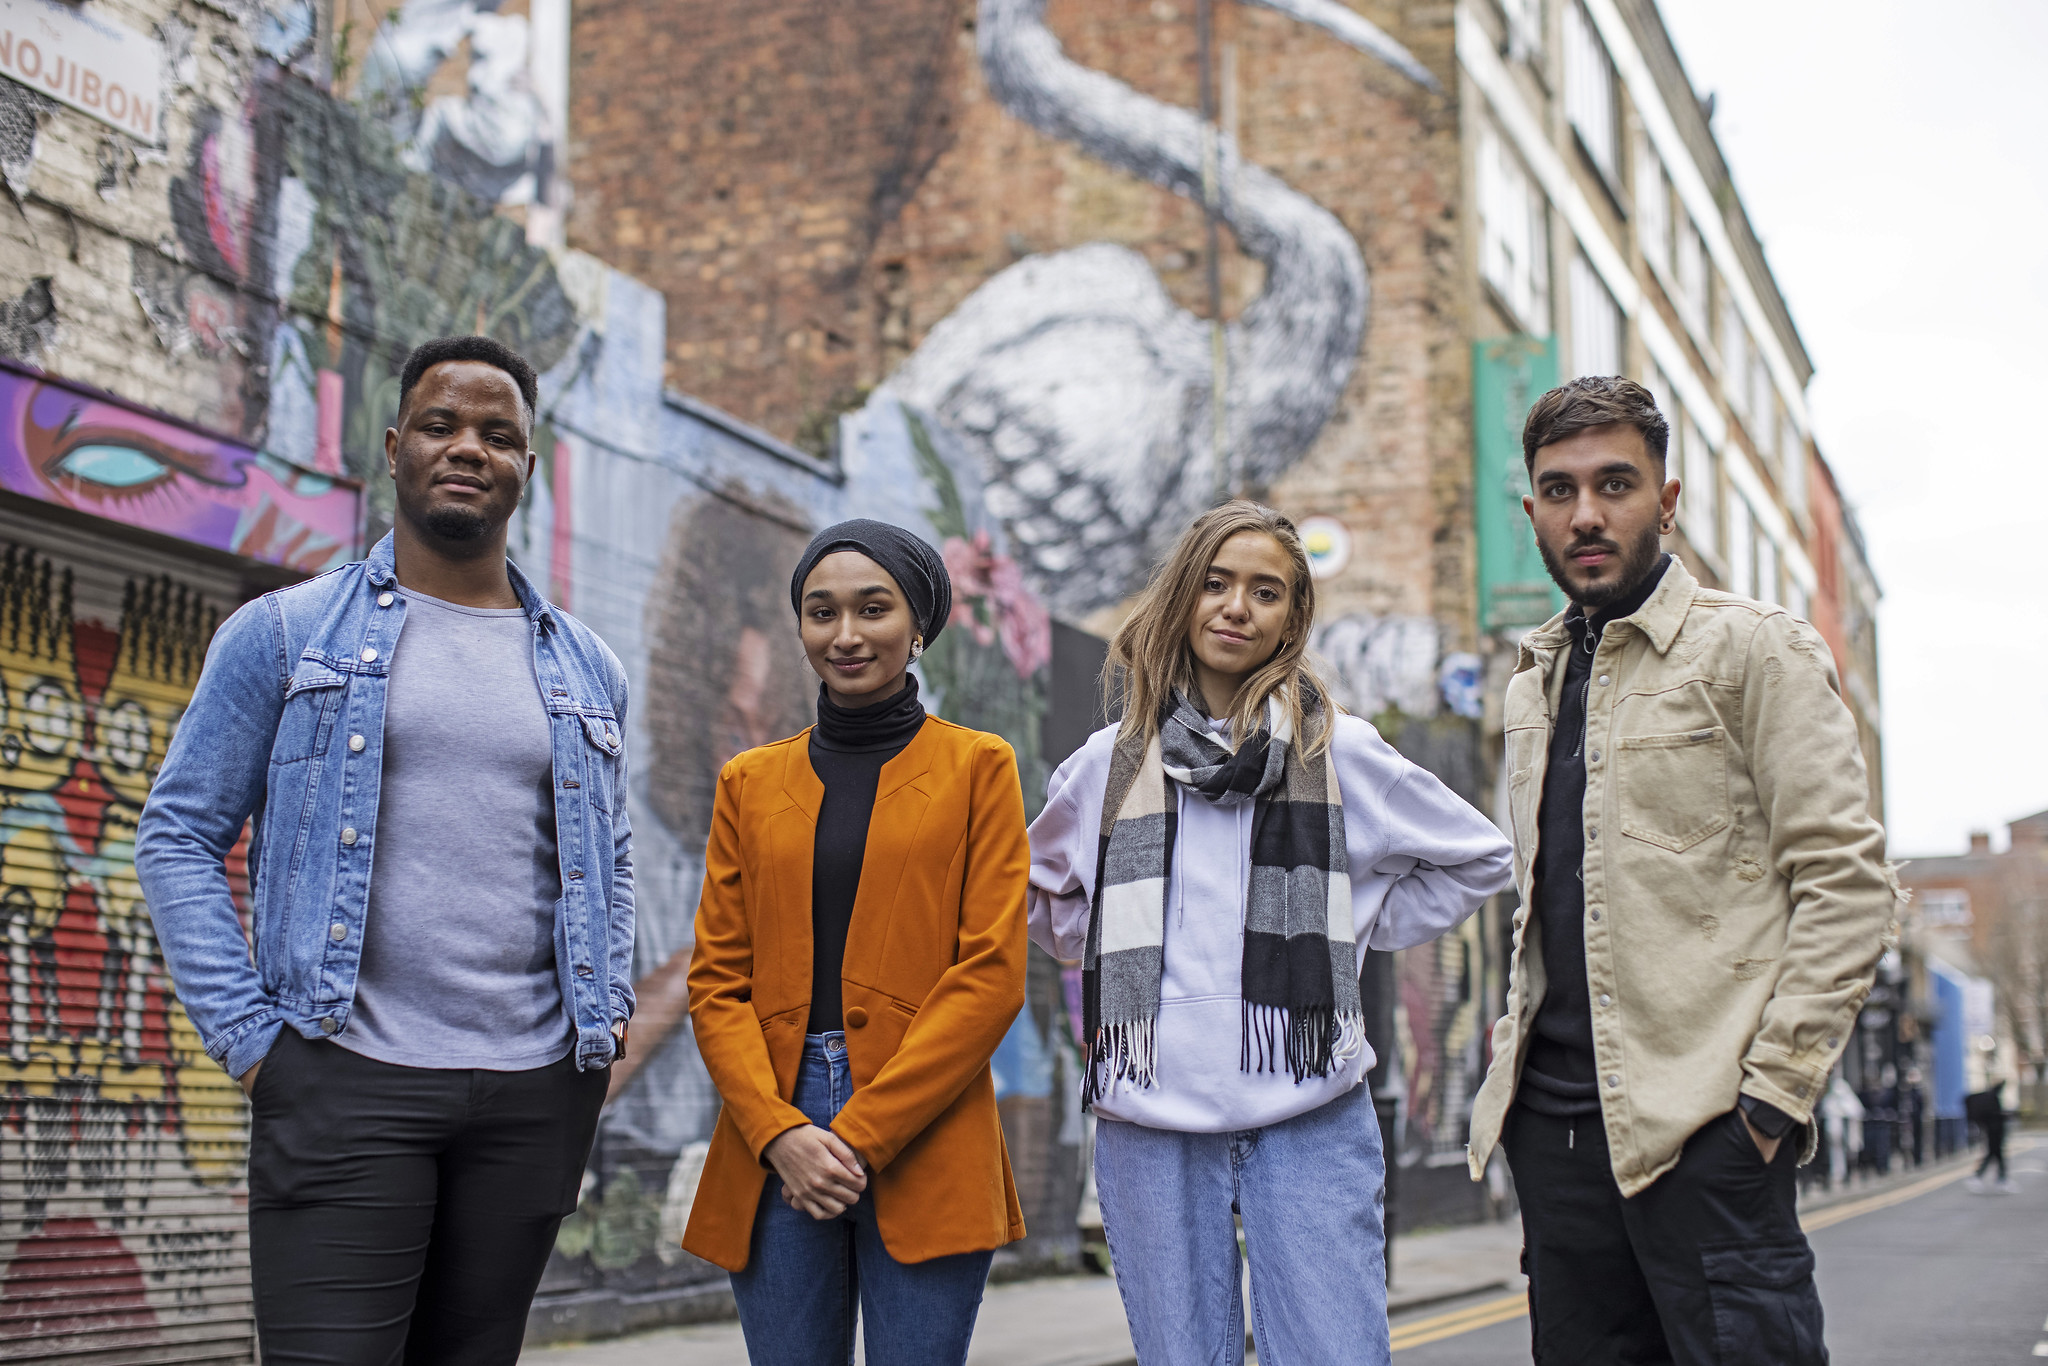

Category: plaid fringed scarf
[1081, 691, 1361, 1108]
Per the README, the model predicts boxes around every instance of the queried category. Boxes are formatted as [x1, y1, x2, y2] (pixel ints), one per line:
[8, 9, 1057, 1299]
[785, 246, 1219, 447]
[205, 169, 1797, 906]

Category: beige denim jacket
[1467, 558, 1899, 1196]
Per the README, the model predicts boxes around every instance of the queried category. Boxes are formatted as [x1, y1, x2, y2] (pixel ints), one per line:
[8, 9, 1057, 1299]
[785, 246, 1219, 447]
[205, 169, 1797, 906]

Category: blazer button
[845, 1007, 869, 1028]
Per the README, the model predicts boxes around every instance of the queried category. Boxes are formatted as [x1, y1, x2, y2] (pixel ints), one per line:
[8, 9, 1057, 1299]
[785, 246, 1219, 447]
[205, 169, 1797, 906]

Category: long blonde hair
[1104, 501, 1338, 759]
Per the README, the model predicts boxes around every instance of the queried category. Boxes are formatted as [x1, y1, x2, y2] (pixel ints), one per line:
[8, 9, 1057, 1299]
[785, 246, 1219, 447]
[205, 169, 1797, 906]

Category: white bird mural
[878, 0, 1441, 615]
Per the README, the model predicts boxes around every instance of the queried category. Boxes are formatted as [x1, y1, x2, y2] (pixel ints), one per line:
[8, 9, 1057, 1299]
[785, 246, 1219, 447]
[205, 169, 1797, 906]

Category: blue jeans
[729, 1034, 993, 1365]
[1095, 1081, 1390, 1366]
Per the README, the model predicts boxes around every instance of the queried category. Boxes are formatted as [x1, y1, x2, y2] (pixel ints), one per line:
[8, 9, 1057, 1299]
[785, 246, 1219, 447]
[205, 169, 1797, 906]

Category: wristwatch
[1739, 1094, 1795, 1139]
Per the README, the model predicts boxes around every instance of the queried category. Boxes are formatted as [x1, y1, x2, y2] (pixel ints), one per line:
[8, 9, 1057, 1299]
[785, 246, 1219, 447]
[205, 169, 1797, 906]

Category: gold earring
[911, 638, 924, 660]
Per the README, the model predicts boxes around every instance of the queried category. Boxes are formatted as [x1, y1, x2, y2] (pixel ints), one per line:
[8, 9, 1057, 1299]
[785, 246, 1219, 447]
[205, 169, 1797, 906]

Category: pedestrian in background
[1965, 1079, 2012, 1193]
[137, 337, 635, 1364]
[1028, 502, 1512, 1365]
[684, 520, 1029, 1363]
[1466, 377, 1898, 1366]
[1903, 1067, 1928, 1167]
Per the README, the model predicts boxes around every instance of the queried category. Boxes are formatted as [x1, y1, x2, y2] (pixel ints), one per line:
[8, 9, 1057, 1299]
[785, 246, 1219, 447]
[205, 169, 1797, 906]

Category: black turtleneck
[1519, 554, 1669, 1118]
[807, 675, 926, 1033]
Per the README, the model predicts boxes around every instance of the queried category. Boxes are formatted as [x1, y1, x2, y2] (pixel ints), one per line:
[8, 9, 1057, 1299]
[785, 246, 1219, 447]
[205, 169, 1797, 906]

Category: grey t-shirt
[337, 587, 570, 1070]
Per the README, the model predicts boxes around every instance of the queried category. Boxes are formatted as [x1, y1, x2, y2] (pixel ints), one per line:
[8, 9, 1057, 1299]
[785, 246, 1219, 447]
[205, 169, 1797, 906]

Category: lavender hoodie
[1028, 713, 1513, 1134]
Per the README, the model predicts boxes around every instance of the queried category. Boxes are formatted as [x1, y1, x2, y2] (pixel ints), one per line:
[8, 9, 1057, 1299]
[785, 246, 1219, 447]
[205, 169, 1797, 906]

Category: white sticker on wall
[1299, 514, 1352, 580]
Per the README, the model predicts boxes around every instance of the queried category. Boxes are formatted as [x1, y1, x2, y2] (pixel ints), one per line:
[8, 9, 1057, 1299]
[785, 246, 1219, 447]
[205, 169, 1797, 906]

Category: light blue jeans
[1094, 1081, 1390, 1366]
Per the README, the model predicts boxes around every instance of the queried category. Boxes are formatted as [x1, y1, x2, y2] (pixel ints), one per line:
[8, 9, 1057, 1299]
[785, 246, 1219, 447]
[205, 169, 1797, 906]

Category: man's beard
[1537, 522, 1663, 612]
[423, 504, 489, 542]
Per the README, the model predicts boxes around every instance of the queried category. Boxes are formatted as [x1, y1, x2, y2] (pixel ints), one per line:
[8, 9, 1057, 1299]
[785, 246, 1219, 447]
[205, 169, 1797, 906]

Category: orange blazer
[681, 715, 1030, 1270]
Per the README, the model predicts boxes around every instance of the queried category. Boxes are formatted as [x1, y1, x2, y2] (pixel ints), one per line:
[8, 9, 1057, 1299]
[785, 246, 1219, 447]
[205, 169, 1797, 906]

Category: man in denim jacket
[137, 336, 634, 1365]
[1466, 378, 1896, 1365]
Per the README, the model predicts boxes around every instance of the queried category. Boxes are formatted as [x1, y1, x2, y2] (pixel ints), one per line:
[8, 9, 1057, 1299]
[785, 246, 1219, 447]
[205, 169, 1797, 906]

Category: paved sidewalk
[521, 1218, 1526, 1366]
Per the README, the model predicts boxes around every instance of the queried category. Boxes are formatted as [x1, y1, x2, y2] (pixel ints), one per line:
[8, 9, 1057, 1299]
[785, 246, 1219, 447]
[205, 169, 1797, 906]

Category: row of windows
[1480, 0, 1811, 610]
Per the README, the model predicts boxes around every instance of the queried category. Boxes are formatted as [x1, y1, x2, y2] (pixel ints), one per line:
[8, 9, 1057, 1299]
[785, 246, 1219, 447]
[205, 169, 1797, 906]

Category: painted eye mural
[48, 441, 180, 491]
[99, 698, 152, 773]
[0, 365, 361, 575]
[22, 679, 82, 759]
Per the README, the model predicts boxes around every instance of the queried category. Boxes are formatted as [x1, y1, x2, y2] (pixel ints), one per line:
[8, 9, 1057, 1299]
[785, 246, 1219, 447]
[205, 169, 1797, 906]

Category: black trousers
[247, 1029, 609, 1366]
[1976, 1110, 2007, 1180]
[1504, 1103, 1827, 1366]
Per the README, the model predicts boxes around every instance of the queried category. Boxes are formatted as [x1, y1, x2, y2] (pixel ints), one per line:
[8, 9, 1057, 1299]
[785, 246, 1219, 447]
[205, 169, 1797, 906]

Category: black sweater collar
[813, 674, 926, 754]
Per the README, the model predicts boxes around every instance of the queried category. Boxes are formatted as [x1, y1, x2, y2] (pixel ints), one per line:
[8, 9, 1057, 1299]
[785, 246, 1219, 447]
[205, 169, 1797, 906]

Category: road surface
[1392, 1139, 2048, 1363]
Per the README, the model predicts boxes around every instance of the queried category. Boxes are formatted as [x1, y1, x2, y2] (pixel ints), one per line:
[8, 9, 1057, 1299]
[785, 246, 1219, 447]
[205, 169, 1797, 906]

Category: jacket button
[340, 827, 358, 846]
[1606, 1074, 1620, 1088]
[1827, 1036, 1839, 1048]
[330, 922, 347, 942]
[349, 734, 365, 752]
[1599, 994, 1611, 1007]
[575, 964, 593, 977]
[1597, 674, 1610, 686]
[319, 1017, 340, 1035]
[845, 1007, 869, 1028]
[1590, 910, 1601, 922]
[361, 647, 378, 663]
[1590, 750, 1601, 763]
[567, 870, 584, 881]
[1588, 827, 1598, 841]
[377, 592, 394, 607]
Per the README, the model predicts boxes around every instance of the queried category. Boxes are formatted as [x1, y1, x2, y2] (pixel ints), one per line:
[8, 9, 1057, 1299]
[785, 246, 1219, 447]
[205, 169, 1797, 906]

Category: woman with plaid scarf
[1027, 502, 1512, 1364]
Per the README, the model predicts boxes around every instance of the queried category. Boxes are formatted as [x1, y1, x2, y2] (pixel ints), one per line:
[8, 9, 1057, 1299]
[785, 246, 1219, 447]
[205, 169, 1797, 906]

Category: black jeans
[247, 1029, 609, 1365]
[1504, 1103, 1827, 1366]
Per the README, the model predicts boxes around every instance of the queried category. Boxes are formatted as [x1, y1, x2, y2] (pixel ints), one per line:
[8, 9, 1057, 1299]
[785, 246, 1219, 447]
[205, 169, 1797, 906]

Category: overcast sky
[1654, 0, 2048, 859]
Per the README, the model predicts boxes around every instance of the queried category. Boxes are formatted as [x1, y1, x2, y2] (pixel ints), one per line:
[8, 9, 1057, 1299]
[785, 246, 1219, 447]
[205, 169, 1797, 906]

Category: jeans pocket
[1700, 1238, 1826, 1365]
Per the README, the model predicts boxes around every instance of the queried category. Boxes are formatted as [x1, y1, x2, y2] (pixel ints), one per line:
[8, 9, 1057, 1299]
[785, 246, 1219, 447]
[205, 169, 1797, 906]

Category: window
[1675, 217, 1708, 336]
[1569, 254, 1621, 379]
[1784, 576, 1809, 623]
[1780, 410, 1807, 520]
[1920, 889, 1973, 931]
[1755, 533, 1779, 605]
[1760, 379, 1776, 443]
[1636, 138, 1671, 278]
[1720, 294, 1748, 418]
[1563, 3, 1619, 183]
[1681, 414, 1718, 557]
[1500, 0, 1543, 60]
[1726, 493, 1754, 598]
[1477, 122, 1551, 331]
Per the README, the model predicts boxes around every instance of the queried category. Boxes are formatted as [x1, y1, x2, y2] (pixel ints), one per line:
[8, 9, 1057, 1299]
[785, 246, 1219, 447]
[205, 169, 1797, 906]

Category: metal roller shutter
[0, 507, 257, 1364]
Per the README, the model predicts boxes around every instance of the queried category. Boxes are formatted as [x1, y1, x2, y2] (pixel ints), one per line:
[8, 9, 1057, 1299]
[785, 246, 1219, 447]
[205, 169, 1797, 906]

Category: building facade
[1896, 811, 2048, 1118]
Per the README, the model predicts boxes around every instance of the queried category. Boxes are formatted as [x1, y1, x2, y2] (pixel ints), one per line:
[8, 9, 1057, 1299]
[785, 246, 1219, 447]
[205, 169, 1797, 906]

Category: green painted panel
[1473, 335, 1565, 632]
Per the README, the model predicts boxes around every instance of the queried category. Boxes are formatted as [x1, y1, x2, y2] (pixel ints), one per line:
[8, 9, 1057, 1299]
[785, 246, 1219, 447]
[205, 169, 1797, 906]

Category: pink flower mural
[943, 528, 1052, 680]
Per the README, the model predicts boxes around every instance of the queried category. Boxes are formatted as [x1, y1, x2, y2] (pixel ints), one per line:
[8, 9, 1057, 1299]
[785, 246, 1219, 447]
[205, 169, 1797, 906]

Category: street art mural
[0, 542, 255, 1360]
[867, 0, 1439, 616]
[0, 364, 359, 576]
[353, 0, 564, 213]
[142, 69, 579, 521]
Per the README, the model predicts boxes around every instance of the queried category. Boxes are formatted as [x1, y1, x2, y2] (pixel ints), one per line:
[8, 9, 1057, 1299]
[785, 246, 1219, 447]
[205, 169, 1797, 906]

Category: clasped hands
[764, 1124, 868, 1219]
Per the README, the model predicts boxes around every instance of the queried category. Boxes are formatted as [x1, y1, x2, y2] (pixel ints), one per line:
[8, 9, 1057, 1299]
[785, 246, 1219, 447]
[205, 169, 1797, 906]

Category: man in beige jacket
[1466, 377, 1898, 1365]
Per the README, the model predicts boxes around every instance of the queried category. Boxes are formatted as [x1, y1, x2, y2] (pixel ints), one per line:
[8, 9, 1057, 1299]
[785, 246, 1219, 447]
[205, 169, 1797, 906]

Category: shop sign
[0, 0, 162, 142]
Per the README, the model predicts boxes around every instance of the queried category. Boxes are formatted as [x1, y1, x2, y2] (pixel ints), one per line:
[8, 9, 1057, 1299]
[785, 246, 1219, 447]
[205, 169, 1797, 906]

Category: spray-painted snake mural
[870, 0, 1438, 616]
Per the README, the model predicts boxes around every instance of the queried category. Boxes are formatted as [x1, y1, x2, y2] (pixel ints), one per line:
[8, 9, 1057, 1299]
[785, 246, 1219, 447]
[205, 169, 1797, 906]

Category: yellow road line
[1800, 1138, 2035, 1233]
[1390, 1291, 1528, 1351]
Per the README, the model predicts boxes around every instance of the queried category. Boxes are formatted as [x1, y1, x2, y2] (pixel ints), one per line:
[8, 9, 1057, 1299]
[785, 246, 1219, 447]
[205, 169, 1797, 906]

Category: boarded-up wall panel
[0, 510, 254, 1364]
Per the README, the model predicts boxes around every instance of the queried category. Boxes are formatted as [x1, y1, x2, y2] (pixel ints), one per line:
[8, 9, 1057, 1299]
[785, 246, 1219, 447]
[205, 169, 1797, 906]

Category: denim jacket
[137, 533, 635, 1080]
